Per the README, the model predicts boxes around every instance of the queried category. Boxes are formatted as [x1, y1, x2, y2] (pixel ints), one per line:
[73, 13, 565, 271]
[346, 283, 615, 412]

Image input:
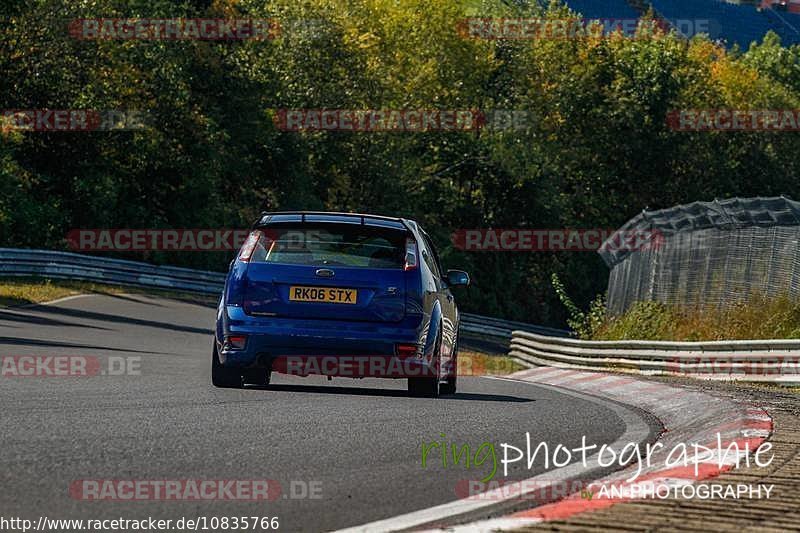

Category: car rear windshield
[251, 224, 407, 269]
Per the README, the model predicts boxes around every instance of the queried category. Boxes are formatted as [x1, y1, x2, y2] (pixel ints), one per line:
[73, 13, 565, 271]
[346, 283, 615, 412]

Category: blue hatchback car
[213, 212, 470, 397]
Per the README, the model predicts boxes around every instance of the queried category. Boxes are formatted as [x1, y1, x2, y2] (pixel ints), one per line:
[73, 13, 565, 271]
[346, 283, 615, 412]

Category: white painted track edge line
[421, 516, 544, 533]
[329, 376, 655, 533]
[17, 293, 94, 308]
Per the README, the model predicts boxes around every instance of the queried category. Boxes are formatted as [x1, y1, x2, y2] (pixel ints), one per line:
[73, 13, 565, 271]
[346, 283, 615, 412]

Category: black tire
[243, 368, 271, 387]
[440, 372, 457, 395]
[212, 344, 243, 388]
[440, 339, 458, 395]
[408, 328, 441, 398]
[408, 375, 439, 397]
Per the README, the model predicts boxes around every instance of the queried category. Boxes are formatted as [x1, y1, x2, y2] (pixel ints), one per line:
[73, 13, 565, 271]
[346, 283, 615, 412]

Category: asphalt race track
[0, 294, 656, 531]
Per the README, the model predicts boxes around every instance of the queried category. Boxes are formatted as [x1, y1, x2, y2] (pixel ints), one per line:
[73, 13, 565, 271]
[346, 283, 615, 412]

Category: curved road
[0, 294, 656, 531]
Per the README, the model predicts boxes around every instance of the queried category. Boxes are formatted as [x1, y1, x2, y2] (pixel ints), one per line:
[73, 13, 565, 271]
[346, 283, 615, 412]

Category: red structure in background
[761, 0, 800, 14]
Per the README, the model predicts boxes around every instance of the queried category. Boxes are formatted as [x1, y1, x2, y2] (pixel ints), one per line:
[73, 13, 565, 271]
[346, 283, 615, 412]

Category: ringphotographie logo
[68, 18, 280, 41]
[421, 432, 774, 484]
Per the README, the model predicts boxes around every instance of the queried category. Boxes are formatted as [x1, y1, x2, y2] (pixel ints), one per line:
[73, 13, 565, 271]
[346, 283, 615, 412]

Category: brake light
[396, 343, 419, 358]
[238, 230, 264, 262]
[404, 237, 418, 271]
[223, 335, 247, 350]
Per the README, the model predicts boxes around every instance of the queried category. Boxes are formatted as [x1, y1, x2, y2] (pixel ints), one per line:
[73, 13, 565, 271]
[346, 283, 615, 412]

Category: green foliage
[595, 295, 800, 341]
[595, 301, 680, 340]
[3, 0, 800, 326]
[551, 273, 583, 328]
[585, 292, 608, 339]
[552, 273, 606, 338]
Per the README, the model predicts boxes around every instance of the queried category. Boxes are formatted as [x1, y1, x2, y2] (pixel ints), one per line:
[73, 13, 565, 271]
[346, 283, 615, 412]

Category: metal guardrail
[0, 248, 225, 294]
[459, 313, 571, 340]
[0, 248, 570, 341]
[12, 247, 790, 384]
[509, 330, 800, 385]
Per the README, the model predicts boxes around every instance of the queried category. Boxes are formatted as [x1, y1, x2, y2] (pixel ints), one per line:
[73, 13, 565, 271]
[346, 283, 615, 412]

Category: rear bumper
[216, 306, 433, 377]
[270, 355, 438, 378]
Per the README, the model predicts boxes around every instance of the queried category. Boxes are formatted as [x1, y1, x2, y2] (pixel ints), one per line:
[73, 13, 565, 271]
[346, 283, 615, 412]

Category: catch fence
[600, 196, 800, 315]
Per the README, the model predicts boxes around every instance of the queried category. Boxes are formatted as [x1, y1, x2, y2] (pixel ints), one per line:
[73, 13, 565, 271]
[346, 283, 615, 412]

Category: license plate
[289, 286, 357, 304]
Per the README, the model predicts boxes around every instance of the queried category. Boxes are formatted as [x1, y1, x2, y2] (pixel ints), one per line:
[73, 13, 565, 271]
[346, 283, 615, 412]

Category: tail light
[404, 237, 418, 271]
[396, 343, 420, 358]
[238, 230, 264, 262]
[223, 335, 247, 350]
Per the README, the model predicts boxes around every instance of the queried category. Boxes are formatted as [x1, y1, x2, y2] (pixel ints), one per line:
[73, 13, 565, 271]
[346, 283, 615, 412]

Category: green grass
[0, 277, 218, 308]
[458, 350, 526, 376]
[593, 295, 800, 341]
[729, 381, 800, 395]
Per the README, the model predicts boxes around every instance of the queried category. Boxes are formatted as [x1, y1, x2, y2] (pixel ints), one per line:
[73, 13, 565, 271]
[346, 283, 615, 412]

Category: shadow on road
[29, 306, 214, 336]
[99, 292, 217, 308]
[0, 336, 164, 354]
[0, 310, 111, 330]
[244, 383, 533, 402]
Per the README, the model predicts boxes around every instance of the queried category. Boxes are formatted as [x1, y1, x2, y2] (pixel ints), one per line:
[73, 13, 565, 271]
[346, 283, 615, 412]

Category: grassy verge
[457, 350, 526, 376]
[591, 295, 800, 341]
[727, 381, 800, 395]
[0, 277, 218, 308]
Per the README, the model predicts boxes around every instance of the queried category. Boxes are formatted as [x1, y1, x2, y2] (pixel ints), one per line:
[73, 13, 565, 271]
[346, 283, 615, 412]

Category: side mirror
[446, 269, 470, 287]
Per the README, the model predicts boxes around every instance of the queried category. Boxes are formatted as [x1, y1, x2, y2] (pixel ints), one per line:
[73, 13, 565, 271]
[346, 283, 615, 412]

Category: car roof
[255, 211, 417, 232]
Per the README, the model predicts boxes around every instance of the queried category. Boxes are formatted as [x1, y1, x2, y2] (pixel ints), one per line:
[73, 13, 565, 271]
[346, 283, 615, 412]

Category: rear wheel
[440, 375, 457, 395]
[408, 328, 441, 398]
[243, 368, 270, 387]
[440, 339, 458, 395]
[408, 375, 439, 397]
[212, 345, 243, 388]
